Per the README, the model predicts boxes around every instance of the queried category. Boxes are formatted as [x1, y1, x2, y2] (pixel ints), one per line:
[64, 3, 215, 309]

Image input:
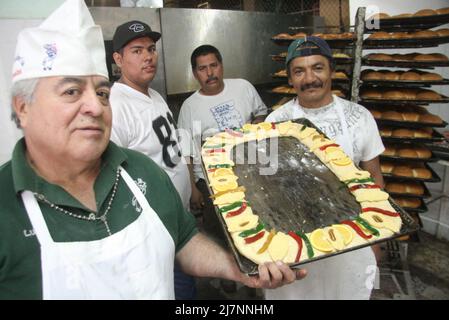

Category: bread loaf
[386, 182, 424, 195]
[413, 9, 437, 16]
[436, 28, 449, 37]
[383, 90, 405, 100]
[414, 147, 432, 159]
[383, 72, 402, 81]
[420, 72, 443, 81]
[362, 71, 384, 80]
[436, 7, 449, 15]
[419, 113, 443, 124]
[367, 13, 390, 20]
[416, 89, 442, 100]
[361, 89, 383, 99]
[411, 30, 438, 38]
[368, 31, 391, 39]
[275, 33, 292, 39]
[402, 112, 420, 122]
[380, 127, 393, 137]
[393, 13, 413, 18]
[382, 145, 397, 156]
[393, 197, 422, 209]
[413, 128, 433, 138]
[381, 162, 395, 174]
[412, 168, 432, 179]
[382, 111, 403, 121]
[392, 128, 414, 138]
[369, 109, 382, 119]
[397, 148, 418, 158]
[393, 165, 413, 177]
[400, 71, 421, 81]
[366, 53, 393, 61]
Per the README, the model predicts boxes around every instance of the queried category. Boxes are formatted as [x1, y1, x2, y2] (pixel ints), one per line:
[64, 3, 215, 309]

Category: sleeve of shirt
[360, 109, 385, 162]
[265, 103, 292, 123]
[110, 99, 132, 148]
[245, 80, 267, 117]
[177, 102, 197, 159]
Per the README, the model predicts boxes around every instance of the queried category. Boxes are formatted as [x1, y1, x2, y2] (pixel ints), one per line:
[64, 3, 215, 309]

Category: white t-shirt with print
[266, 96, 384, 165]
[110, 82, 191, 210]
[177, 78, 267, 180]
[265, 96, 383, 300]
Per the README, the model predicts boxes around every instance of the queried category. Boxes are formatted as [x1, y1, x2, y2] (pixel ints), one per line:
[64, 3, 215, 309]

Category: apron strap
[21, 190, 54, 245]
[119, 166, 151, 212]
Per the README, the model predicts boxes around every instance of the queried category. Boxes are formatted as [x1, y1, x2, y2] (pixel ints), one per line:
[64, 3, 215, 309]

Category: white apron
[265, 96, 376, 300]
[21, 167, 175, 300]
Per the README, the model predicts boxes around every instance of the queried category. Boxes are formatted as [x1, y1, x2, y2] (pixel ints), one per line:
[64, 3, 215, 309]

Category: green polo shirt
[0, 139, 198, 300]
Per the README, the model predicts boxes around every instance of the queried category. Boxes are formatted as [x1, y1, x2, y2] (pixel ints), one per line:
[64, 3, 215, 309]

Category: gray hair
[10, 78, 40, 128]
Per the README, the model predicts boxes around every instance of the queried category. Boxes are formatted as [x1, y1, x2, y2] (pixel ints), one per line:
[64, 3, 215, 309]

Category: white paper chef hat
[12, 0, 108, 83]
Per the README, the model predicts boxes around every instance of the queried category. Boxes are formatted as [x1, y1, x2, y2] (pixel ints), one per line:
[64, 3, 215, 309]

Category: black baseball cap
[286, 36, 333, 66]
[112, 20, 161, 52]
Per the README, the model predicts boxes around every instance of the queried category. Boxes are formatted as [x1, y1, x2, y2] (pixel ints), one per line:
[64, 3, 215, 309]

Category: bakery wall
[350, 0, 449, 240]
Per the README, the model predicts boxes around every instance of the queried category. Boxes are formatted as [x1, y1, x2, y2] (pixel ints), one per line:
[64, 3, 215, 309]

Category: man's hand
[190, 184, 204, 210]
[237, 262, 307, 289]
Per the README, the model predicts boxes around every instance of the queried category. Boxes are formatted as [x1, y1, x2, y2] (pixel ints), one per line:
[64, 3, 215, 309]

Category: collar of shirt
[293, 95, 337, 116]
[11, 138, 128, 211]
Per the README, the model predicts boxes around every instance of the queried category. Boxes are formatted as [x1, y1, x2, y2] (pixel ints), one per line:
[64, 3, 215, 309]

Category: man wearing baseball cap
[1, 0, 305, 300]
[265, 36, 384, 300]
[109, 21, 194, 299]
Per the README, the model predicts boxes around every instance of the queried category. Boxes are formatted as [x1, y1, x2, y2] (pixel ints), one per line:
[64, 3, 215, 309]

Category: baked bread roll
[292, 32, 307, 39]
[411, 30, 438, 38]
[391, 32, 411, 39]
[332, 71, 348, 79]
[413, 9, 437, 16]
[436, 28, 449, 37]
[274, 69, 287, 77]
[369, 109, 382, 119]
[412, 168, 432, 179]
[381, 162, 395, 174]
[419, 113, 443, 124]
[383, 145, 397, 156]
[420, 72, 443, 81]
[397, 148, 418, 158]
[416, 89, 442, 100]
[436, 7, 449, 15]
[383, 72, 402, 81]
[380, 127, 393, 137]
[414, 147, 432, 159]
[368, 31, 391, 39]
[366, 53, 393, 61]
[393, 13, 413, 18]
[414, 128, 433, 138]
[392, 128, 414, 138]
[386, 181, 424, 195]
[382, 111, 403, 121]
[393, 197, 422, 209]
[383, 90, 405, 100]
[361, 89, 382, 99]
[362, 71, 384, 80]
[430, 53, 449, 61]
[402, 112, 420, 122]
[339, 32, 355, 39]
[274, 33, 292, 39]
[393, 165, 413, 177]
[333, 52, 350, 59]
[400, 71, 421, 81]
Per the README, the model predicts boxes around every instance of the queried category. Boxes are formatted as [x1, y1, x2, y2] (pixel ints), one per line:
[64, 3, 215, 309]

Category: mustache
[206, 76, 219, 84]
[300, 81, 323, 91]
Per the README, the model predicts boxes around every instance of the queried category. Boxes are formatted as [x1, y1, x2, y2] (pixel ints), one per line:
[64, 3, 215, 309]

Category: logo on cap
[129, 23, 145, 33]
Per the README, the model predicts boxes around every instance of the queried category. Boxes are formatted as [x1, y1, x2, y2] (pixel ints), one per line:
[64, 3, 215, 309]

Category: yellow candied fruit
[331, 157, 352, 166]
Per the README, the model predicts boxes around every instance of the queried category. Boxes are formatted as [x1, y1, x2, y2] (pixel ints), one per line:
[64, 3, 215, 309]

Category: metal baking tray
[363, 36, 449, 49]
[361, 78, 449, 88]
[360, 95, 449, 105]
[375, 118, 448, 129]
[365, 13, 449, 32]
[381, 129, 446, 144]
[362, 58, 449, 69]
[202, 118, 419, 274]
[381, 162, 441, 183]
[384, 179, 431, 199]
[380, 152, 438, 163]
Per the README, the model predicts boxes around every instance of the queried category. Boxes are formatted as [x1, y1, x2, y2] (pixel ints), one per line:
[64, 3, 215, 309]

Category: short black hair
[191, 45, 223, 69]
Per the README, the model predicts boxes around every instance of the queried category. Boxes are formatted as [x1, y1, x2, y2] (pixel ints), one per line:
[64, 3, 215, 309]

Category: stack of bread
[360, 7, 449, 220]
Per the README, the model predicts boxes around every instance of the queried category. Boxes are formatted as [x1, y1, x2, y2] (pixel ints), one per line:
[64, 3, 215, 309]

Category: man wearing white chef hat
[1, 0, 305, 299]
[265, 37, 384, 300]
